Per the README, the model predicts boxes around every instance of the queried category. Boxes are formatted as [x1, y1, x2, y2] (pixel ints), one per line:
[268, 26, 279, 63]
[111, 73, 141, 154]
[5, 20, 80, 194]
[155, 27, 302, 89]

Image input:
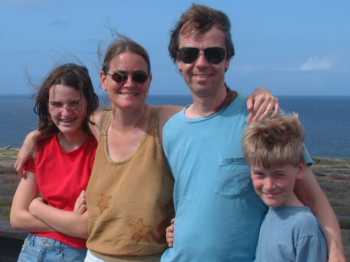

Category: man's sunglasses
[106, 70, 148, 84]
[177, 47, 226, 64]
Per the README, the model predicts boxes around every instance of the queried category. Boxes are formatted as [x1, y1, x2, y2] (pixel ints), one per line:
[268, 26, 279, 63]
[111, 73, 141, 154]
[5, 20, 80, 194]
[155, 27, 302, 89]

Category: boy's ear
[296, 163, 305, 180]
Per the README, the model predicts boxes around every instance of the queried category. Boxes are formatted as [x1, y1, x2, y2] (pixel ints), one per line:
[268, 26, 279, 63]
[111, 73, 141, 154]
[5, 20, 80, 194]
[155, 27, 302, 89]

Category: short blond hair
[244, 114, 305, 168]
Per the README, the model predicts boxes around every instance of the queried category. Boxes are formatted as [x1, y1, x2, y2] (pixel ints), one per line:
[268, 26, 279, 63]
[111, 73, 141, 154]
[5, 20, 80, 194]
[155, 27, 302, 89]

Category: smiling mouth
[262, 191, 281, 198]
[117, 91, 140, 96]
[59, 118, 77, 125]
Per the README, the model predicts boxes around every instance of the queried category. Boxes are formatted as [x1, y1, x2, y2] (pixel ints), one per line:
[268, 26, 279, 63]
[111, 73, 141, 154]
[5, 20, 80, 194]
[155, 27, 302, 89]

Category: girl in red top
[10, 63, 98, 261]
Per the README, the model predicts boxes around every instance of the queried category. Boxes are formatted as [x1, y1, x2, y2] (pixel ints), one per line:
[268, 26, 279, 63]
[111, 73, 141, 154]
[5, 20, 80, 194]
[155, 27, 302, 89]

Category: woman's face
[101, 52, 151, 110]
[48, 84, 87, 136]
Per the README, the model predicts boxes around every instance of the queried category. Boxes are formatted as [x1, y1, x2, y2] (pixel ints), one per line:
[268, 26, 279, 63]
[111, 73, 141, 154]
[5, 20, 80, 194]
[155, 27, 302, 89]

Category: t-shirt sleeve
[23, 158, 35, 173]
[295, 234, 328, 262]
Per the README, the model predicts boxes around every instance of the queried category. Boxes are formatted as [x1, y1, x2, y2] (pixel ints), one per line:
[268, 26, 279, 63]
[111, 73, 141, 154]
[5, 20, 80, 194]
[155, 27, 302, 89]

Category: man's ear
[224, 59, 230, 72]
[176, 59, 183, 74]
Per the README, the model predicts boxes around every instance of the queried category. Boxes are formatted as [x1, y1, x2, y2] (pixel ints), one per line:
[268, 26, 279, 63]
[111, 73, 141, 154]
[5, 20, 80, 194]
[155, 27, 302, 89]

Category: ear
[224, 59, 230, 72]
[100, 71, 108, 92]
[145, 74, 152, 93]
[295, 163, 305, 180]
[176, 60, 183, 74]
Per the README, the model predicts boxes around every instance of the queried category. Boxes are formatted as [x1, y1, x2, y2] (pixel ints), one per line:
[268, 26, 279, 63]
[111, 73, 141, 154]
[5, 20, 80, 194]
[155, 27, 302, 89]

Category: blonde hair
[244, 114, 305, 168]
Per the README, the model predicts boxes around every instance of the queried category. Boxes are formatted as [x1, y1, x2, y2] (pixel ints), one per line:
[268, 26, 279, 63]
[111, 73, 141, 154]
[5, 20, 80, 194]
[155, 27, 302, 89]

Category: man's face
[176, 27, 230, 98]
[250, 164, 304, 208]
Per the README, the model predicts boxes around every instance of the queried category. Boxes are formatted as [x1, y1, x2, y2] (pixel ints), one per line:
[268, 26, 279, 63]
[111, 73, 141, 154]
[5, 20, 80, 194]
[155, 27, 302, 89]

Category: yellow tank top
[86, 108, 174, 257]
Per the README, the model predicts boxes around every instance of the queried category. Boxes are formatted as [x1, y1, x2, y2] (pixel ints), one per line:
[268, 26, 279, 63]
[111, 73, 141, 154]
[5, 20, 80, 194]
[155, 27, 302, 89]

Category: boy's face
[250, 164, 304, 208]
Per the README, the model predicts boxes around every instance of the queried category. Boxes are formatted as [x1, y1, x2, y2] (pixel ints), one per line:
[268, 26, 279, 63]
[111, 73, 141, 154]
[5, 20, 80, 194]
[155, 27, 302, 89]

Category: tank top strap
[98, 109, 112, 138]
[147, 107, 160, 139]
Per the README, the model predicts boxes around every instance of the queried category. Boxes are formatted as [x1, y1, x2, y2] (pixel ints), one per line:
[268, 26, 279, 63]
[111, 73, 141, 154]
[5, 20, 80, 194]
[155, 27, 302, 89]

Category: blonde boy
[244, 114, 328, 262]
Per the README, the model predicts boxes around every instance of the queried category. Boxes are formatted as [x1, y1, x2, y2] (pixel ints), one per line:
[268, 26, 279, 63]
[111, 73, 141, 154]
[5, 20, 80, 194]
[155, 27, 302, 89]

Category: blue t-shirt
[161, 95, 267, 262]
[255, 206, 328, 262]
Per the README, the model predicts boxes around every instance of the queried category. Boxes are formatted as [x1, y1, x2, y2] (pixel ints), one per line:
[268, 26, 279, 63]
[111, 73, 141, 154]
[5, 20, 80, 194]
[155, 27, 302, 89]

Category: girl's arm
[295, 166, 346, 262]
[10, 173, 53, 232]
[29, 192, 88, 239]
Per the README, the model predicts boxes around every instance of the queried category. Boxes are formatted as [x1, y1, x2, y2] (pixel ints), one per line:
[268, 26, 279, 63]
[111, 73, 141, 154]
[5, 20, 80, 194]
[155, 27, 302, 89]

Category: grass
[0, 148, 18, 159]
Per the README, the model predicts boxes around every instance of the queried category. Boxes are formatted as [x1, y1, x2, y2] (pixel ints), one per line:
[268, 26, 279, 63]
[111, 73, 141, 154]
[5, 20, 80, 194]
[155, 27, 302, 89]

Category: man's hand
[166, 218, 175, 247]
[247, 87, 279, 123]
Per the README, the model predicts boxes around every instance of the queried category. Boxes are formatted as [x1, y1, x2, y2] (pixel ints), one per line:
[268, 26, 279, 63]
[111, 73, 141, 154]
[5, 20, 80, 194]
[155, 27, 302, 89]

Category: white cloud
[300, 56, 333, 71]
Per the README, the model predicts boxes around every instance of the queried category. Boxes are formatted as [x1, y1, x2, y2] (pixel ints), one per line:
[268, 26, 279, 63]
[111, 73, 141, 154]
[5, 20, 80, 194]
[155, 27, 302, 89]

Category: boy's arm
[10, 173, 53, 232]
[296, 235, 328, 262]
[295, 166, 345, 262]
[14, 130, 40, 176]
[29, 192, 89, 239]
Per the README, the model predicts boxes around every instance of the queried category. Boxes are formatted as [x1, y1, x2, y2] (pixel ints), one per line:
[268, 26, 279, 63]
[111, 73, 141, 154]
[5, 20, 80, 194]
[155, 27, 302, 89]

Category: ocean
[0, 95, 349, 158]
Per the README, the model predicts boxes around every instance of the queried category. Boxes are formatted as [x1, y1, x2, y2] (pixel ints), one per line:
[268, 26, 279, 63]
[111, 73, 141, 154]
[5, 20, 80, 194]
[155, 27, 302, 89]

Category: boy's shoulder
[272, 206, 325, 238]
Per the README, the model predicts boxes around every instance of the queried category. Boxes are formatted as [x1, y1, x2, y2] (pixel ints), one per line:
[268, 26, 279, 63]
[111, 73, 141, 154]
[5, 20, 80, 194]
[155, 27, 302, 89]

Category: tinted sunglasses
[107, 70, 148, 84]
[177, 47, 226, 64]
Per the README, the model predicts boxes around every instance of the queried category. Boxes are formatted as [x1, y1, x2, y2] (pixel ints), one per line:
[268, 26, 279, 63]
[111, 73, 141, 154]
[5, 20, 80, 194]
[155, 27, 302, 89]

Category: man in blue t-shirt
[244, 114, 328, 262]
[161, 4, 345, 262]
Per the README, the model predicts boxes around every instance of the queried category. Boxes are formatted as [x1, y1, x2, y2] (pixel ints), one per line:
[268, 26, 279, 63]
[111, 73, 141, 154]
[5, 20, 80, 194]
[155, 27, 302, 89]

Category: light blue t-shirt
[255, 206, 328, 262]
[161, 95, 267, 262]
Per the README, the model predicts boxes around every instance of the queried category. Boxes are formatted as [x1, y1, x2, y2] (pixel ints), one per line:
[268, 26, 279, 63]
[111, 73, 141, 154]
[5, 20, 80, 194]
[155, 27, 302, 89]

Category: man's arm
[295, 166, 346, 262]
[247, 87, 279, 123]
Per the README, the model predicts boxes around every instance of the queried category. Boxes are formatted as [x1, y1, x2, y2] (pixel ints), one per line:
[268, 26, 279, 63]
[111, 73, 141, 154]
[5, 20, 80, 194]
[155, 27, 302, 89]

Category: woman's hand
[166, 218, 175, 247]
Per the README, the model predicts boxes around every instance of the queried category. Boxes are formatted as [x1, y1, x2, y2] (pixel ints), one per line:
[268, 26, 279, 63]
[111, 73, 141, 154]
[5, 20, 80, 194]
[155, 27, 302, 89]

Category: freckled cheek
[252, 181, 263, 192]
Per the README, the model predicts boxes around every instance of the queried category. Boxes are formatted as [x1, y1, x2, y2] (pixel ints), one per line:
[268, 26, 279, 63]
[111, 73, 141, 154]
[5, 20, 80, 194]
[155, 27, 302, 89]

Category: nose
[264, 177, 275, 191]
[61, 106, 73, 116]
[122, 74, 135, 88]
[194, 50, 210, 67]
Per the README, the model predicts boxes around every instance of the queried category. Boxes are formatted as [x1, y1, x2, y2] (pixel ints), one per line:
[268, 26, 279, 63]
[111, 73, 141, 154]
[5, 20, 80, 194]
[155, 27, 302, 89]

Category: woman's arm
[14, 130, 40, 177]
[89, 110, 104, 141]
[29, 193, 88, 239]
[10, 173, 53, 232]
[157, 105, 182, 144]
[295, 166, 346, 262]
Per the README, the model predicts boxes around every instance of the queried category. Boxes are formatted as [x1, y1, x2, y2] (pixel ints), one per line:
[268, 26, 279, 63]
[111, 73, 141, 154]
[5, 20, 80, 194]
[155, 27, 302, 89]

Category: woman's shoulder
[151, 105, 182, 125]
[89, 108, 112, 139]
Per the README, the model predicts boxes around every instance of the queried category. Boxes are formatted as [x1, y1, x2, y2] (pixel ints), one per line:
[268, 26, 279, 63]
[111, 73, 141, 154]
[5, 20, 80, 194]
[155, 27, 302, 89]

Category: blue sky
[1, 0, 349, 96]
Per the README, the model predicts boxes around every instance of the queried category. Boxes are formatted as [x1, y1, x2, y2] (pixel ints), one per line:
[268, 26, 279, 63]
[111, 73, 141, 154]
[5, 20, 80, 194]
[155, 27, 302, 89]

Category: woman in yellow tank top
[86, 36, 180, 261]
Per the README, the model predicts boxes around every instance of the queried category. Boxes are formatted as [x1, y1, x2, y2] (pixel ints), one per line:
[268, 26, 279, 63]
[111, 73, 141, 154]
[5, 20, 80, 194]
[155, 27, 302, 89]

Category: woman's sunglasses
[177, 47, 226, 64]
[107, 70, 148, 84]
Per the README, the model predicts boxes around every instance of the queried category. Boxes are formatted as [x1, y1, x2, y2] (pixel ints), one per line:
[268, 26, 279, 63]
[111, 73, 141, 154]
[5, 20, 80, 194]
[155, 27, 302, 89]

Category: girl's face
[48, 84, 88, 136]
[101, 52, 151, 110]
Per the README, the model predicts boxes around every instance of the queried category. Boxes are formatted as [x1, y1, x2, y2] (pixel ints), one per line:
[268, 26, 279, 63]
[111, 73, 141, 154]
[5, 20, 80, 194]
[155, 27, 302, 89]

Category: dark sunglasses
[107, 70, 148, 84]
[177, 47, 226, 64]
